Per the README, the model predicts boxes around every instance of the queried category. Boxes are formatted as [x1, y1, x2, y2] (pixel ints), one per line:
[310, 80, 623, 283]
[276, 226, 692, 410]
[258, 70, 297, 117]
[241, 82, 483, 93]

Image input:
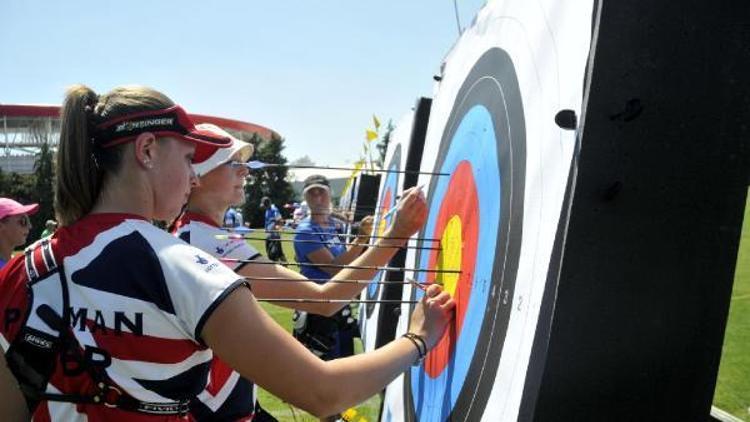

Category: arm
[304, 214, 375, 276]
[202, 284, 454, 418]
[0, 352, 28, 421]
[251, 194, 425, 315]
[243, 234, 393, 316]
[304, 239, 367, 276]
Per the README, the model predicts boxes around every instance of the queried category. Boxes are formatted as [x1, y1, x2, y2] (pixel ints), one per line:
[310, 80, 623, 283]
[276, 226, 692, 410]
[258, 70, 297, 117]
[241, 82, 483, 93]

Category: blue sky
[1, 0, 486, 165]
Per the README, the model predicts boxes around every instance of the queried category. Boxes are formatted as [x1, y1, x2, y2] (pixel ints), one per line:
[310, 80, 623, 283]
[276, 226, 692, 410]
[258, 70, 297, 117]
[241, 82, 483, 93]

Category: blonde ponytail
[55, 85, 101, 226]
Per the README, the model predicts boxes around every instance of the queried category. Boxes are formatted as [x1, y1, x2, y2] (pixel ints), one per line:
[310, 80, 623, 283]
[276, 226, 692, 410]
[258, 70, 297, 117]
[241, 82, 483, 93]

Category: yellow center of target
[377, 209, 388, 237]
[436, 215, 462, 296]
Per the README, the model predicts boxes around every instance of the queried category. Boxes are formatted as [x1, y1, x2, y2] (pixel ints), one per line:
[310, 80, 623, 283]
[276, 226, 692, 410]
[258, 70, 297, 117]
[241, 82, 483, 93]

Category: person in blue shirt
[261, 196, 281, 230]
[261, 197, 286, 262]
[293, 175, 374, 361]
[223, 207, 239, 228]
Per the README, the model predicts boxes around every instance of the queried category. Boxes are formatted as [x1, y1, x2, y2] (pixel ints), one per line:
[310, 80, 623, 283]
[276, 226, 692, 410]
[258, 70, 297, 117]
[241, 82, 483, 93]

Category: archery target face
[405, 46, 526, 422]
[382, 1, 594, 421]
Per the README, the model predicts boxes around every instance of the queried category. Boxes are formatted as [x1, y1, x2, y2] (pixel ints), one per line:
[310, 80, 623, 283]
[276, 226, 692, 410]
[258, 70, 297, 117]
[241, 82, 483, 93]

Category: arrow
[215, 234, 440, 251]
[219, 258, 461, 274]
[258, 298, 419, 304]
[225, 227, 441, 243]
[243, 161, 449, 177]
[248, 276, 432, 286]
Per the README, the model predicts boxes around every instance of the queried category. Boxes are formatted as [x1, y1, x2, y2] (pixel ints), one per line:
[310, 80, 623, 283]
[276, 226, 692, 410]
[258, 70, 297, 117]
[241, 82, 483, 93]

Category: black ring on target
[404, 47, 526, 421]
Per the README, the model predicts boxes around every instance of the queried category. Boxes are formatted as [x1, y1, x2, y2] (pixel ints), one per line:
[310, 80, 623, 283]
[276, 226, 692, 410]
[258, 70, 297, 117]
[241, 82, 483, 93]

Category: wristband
[402, 332, 427, 366]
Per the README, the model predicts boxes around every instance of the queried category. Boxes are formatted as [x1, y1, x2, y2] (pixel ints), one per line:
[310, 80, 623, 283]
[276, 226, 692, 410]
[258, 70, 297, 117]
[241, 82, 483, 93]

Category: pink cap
[0, 198, 39, 220]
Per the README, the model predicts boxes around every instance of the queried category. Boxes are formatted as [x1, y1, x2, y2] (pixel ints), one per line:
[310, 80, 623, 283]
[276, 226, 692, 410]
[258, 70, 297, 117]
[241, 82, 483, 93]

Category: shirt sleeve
[158, 241, 249, 345]
[191, 223, 262, 271]
[293, 226, 326, 261]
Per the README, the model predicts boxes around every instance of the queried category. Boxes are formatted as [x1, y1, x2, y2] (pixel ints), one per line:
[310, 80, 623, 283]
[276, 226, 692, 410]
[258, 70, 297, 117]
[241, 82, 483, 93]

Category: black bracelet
[402, 332, 427, 366]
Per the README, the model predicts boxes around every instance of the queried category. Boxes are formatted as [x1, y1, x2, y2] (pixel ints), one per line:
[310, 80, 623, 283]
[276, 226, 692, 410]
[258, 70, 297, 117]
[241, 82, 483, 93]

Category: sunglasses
[225, 160, 249, 169]
[17, 215, 30, 227]
[1, 214, 30, 228]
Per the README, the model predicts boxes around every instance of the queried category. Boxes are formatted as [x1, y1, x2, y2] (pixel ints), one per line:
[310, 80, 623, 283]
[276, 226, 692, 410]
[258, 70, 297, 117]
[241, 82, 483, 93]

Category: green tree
[0, 171, 35, 203]
[375, 119, 394, 168]
[242, 133, 296, 228]
[30, 141, 56, 239]
[0, 167, 6, 194]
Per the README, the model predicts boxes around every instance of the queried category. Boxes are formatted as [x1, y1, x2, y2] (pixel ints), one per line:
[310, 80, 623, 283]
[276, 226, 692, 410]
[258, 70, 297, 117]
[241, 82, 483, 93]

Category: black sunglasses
[1, 214, 30, 227]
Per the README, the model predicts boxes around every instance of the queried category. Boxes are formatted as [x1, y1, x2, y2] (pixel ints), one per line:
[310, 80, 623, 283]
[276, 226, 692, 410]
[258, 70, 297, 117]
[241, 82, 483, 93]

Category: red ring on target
[424, 161, 479, 377]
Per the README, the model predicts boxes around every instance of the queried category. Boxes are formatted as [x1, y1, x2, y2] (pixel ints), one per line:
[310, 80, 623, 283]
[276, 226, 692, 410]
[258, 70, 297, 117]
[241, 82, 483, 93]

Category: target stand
[520, 2, 750, 420]
[360, 97, 432, 355]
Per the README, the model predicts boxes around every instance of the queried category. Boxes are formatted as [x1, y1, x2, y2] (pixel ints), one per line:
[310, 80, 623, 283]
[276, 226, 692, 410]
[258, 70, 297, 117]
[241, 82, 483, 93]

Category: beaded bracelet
[402, 332, 427, 366]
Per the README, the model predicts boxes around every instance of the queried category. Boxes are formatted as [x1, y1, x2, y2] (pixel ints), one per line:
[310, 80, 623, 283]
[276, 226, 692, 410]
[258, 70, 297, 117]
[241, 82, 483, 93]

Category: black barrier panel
[528, 1, 750, 420]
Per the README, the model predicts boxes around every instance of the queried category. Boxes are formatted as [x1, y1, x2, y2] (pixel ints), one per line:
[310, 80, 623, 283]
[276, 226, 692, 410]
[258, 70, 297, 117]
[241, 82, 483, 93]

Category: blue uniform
[223, 208, 239, 228]
[264, 204, 281, 231]
[293, 217, 346, 282]
[293, 217, 355, 360]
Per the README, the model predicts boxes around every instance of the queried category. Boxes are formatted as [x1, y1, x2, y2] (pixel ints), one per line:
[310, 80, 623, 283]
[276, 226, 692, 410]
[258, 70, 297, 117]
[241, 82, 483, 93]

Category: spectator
[261, 196, 281, 231]
[40, 219, 58, 238]
[0, 198, 39, 269]
[224, 206, 240, 228]
[261, 196, 285, 261]
[292, 175, 375, 362]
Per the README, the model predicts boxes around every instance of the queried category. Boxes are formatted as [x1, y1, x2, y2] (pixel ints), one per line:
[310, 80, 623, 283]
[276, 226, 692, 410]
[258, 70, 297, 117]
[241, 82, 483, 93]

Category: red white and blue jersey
[172, 212, 261, 421]
[0, 213, 245, 421]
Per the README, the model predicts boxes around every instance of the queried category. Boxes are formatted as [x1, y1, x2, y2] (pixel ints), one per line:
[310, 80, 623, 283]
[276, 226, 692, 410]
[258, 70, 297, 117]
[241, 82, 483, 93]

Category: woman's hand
[407, 284, 455, 350]
[356, 215, 374, 243]
[386, 186, 427, 240]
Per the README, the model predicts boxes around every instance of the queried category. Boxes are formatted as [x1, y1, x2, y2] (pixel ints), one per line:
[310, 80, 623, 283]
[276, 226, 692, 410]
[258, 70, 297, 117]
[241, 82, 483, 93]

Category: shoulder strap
[23, 239, 57, 284]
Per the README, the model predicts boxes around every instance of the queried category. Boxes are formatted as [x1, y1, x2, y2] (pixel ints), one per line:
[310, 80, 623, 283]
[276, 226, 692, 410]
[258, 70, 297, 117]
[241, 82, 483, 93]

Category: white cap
[192, 123, 254, 177]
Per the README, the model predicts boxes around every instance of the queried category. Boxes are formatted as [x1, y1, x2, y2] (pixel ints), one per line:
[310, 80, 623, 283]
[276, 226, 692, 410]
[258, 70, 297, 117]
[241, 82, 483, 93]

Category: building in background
[0, 104, 278, 174]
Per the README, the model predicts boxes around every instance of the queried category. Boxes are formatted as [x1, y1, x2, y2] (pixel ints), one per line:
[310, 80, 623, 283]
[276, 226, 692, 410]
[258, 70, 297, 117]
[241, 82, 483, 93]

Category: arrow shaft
[249, 276, 426, 286]
[217, 235, 440, 251]
[252, 163, 448, 177]
[259, 299, 418, 304]
[226, 228, 440, 243]
[219, 258, 460, 274]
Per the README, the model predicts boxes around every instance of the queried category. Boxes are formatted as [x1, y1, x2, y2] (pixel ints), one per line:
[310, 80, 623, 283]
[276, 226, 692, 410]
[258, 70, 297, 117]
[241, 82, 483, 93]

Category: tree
[242, 133, 296, 228]
[0, 170, 35, 204]
[374, 119, 395, 168]
[30, 141, 56, 239]
[290, 155, 315, 166]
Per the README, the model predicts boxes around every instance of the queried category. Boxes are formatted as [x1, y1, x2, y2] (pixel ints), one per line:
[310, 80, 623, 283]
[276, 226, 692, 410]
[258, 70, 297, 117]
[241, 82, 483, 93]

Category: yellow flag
[372, 115, 381, 130]
[343, 160, 364, 195]
[366, 129, 378, 142]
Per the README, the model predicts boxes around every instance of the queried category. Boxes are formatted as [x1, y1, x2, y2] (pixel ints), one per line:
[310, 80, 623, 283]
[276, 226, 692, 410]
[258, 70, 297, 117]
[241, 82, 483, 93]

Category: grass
[247, 233, 383, 421]
[713, 193, 750, 419]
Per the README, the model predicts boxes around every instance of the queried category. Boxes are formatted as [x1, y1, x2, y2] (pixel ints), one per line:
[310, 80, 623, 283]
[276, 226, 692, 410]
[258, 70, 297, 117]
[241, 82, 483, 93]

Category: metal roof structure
[0, 104, 279, 174]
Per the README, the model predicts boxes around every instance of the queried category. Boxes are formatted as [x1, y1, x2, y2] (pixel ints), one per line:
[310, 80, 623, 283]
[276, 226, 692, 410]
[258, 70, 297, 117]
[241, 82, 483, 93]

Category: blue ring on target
[409, 105, 501, 421]
[365, 156, 401, 313]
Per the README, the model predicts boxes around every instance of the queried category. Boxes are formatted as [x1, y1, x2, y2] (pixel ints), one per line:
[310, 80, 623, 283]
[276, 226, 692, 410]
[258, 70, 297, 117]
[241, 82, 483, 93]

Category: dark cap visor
[93, 105, 232, 163]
